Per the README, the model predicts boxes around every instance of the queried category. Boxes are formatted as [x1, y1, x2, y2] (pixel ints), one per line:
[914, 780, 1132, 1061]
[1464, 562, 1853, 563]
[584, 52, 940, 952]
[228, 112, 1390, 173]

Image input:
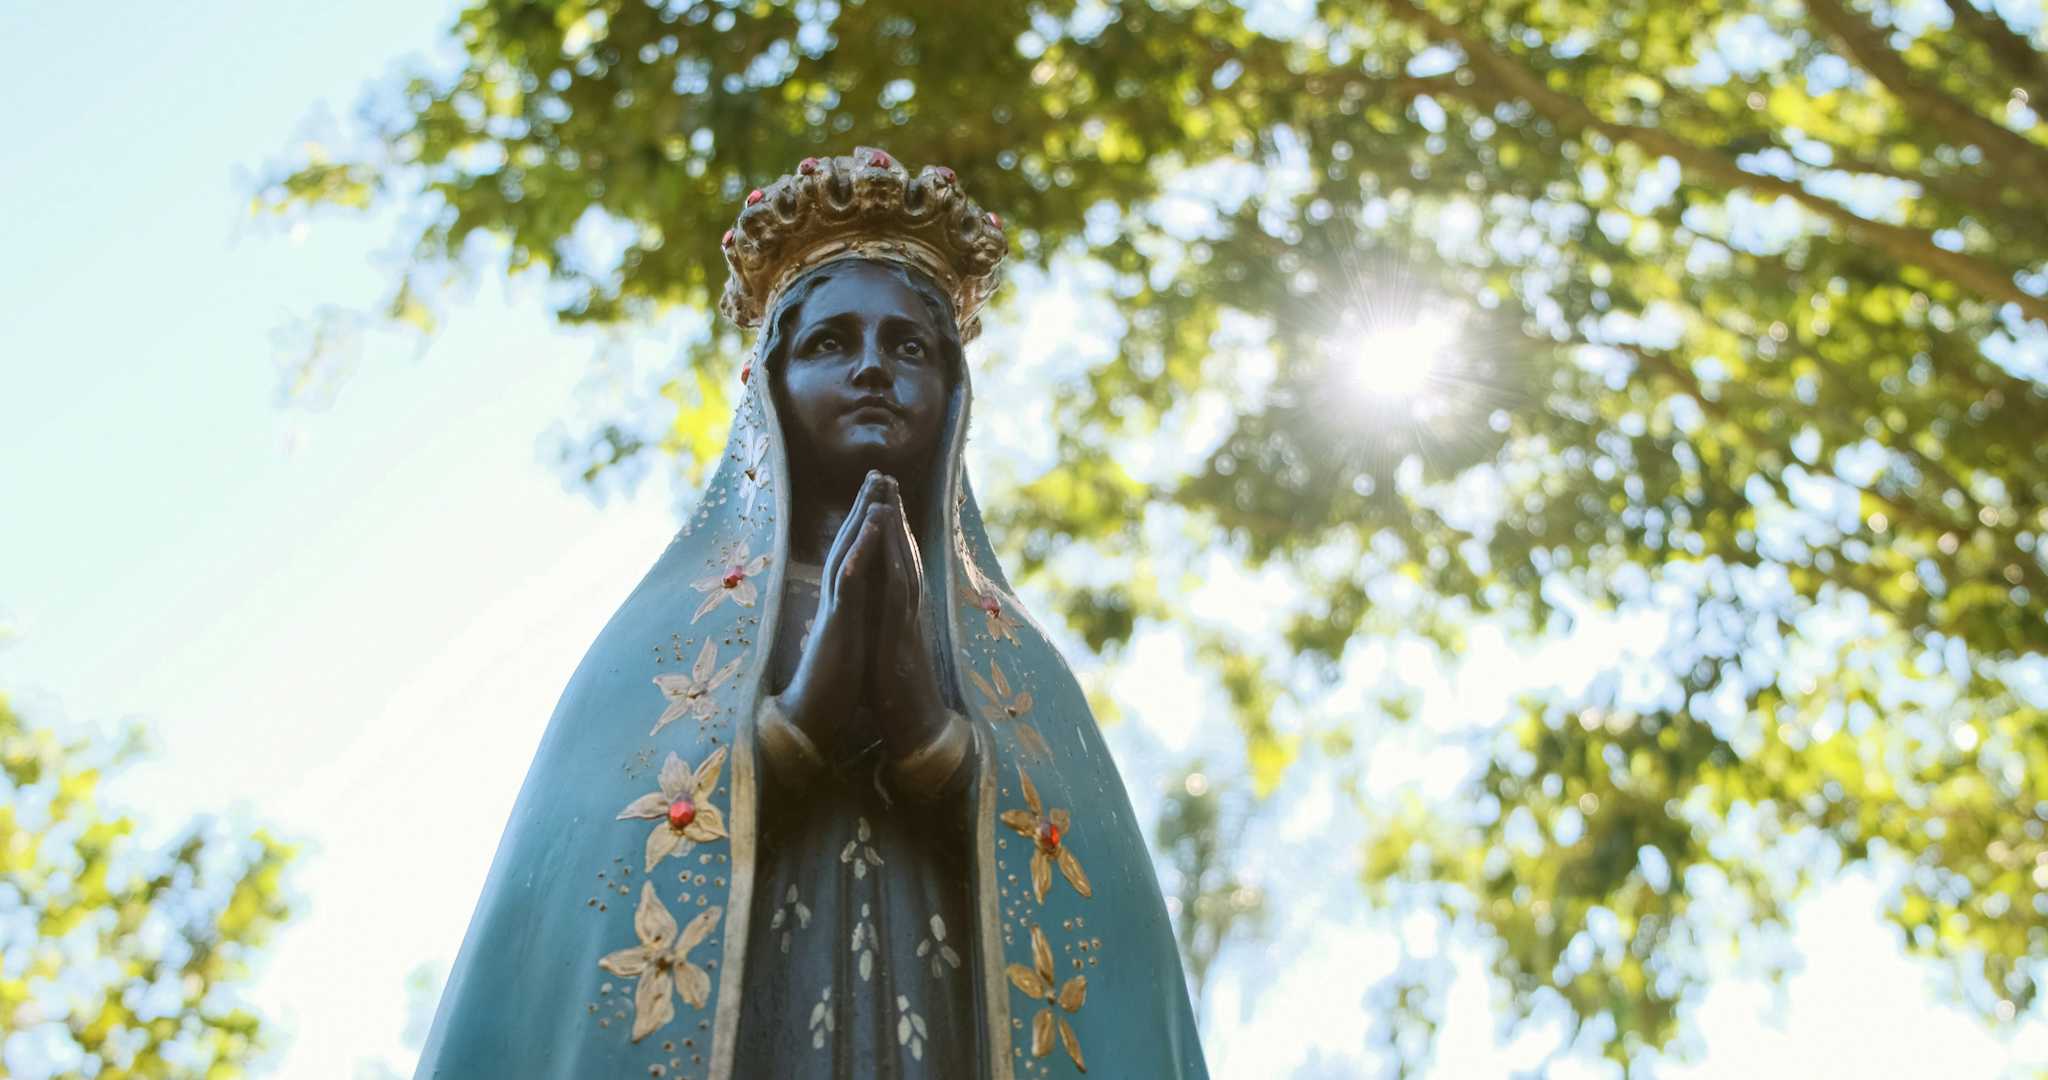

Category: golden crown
[717, 147, 1009, 343]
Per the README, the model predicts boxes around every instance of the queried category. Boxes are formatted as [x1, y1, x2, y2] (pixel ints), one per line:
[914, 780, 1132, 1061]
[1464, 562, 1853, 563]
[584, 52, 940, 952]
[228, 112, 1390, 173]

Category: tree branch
[1611, 342, 1955, 632]
[1815, 147, 2034, 222]
[1626, 336, 2048, 634]
[1941, 0, 2048, 109]
[1663, 86, 2035, 225]
[1711, 125, 2042, 235]
[1803, 0, 2048, 185]
[1376, 0, 2048, 325]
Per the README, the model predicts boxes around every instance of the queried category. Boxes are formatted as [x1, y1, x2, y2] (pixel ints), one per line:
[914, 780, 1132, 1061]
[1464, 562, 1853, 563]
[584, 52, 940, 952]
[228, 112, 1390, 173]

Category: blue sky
[3, 2, 2047, 1077]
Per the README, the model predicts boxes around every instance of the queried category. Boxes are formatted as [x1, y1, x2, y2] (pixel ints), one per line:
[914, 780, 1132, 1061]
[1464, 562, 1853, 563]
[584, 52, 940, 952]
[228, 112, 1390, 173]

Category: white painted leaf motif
[840, 818, 885, 880]
[851, 905, 878, 982]
[916, 913, 962, 977]
[808, 986, 834, 1050]
[894, 995, 928, 1060]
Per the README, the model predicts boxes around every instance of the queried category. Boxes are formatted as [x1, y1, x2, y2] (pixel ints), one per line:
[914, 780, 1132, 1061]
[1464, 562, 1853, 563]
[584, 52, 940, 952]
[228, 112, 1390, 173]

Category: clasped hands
[777, 470, 954, 765]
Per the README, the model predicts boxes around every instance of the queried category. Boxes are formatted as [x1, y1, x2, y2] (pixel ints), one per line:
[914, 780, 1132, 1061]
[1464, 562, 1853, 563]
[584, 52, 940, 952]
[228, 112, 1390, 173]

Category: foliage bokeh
[0, 692, 296, 1077]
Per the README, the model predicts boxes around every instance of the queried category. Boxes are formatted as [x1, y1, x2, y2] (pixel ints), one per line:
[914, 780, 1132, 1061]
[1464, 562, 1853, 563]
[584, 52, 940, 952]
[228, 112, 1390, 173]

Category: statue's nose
[850, 336, 890, 387]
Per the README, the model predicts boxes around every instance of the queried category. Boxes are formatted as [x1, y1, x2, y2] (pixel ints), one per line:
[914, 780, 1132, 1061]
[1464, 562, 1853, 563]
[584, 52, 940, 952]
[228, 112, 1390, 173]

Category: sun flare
[1340, 310, 1457, 401]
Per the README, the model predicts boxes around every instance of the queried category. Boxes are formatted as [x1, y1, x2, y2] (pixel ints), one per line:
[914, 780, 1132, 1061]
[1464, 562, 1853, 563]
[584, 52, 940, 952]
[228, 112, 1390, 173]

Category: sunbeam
[1338, 307, 1457, 402]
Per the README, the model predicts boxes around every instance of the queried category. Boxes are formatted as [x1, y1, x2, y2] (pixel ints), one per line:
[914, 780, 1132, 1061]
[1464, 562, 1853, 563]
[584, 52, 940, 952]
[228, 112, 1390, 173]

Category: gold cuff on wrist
[886, 710, 972, 798]
[756, 695, 827, 783]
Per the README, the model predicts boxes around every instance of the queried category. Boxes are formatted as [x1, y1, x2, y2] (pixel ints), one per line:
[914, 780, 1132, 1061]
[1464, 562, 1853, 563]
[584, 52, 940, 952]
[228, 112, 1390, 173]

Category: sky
[2, 2, 2046, 1078]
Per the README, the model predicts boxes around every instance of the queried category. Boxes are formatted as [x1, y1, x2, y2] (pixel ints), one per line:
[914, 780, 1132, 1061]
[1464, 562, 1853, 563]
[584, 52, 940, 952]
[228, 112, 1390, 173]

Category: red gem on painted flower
[617, 748, 730, 873]
[1001, 766, 1092, 903]
[692, 541, 772, 622]
[960, 582, 1023, 646]
[745, 188, 764, 206]
[987, 211, 1002, 229]
[799, 156, 820, 175]
[869, 150, 891, 168]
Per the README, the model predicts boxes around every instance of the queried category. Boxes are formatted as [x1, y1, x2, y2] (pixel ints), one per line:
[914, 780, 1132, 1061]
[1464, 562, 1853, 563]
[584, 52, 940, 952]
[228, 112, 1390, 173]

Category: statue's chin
[827, 425, 931, 481]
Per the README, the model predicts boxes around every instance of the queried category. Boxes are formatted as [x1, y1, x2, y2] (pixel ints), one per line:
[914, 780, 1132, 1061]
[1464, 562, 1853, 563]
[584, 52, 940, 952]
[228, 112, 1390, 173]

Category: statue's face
[776, 261, 951, 483]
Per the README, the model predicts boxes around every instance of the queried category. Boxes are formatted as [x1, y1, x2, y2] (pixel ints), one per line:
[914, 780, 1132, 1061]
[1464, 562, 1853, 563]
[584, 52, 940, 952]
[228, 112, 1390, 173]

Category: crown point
[718, 151, 1006, 342]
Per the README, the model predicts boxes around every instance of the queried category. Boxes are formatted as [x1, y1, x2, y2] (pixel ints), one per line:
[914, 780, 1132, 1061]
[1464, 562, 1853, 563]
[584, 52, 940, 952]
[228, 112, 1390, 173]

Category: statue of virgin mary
[414, 148, 1209, 1079]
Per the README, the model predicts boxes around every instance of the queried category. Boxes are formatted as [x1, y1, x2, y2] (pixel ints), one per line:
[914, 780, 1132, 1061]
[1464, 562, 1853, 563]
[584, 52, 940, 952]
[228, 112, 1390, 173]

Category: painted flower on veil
[598, 883, 722, 1041]
[1006, 923, 1087, 1071]
[692, 541, 773, 622]
[650, 639, 743, 735]
[1001, 765, 1091, 903]
[969, 660, 1050, 758]
[736, 430, 772, 518]
[958, 579, 1021, 645]
[617, 748, 728, 872]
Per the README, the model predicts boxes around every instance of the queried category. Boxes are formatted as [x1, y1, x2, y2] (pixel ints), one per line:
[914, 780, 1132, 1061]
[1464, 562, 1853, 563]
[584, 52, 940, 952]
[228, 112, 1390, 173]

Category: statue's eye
[900, 338, 926, 358]
[805, 333, 841, 355]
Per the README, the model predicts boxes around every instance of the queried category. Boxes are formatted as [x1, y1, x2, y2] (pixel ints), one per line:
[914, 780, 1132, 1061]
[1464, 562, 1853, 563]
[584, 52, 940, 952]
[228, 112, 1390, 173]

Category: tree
[256, 0, 2048, 1070]
[1155, 759, 1268, 1006]
[0, 691, 295, 1078]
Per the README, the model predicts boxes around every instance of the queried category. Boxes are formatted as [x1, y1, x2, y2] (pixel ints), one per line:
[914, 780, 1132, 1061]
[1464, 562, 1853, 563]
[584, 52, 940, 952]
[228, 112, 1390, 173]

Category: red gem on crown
[798, 157, 821, 175]
[745, 188, 765, 206]
[935, 166, 957, 184]
[986, 211, 1003, 229]
[721, 228, 735, 248]
[868, 150, 892, 168]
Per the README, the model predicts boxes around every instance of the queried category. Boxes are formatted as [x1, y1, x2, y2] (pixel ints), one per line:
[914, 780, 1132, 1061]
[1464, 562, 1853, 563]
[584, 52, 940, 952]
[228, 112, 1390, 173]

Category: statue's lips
[843, 397, 901, 422]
